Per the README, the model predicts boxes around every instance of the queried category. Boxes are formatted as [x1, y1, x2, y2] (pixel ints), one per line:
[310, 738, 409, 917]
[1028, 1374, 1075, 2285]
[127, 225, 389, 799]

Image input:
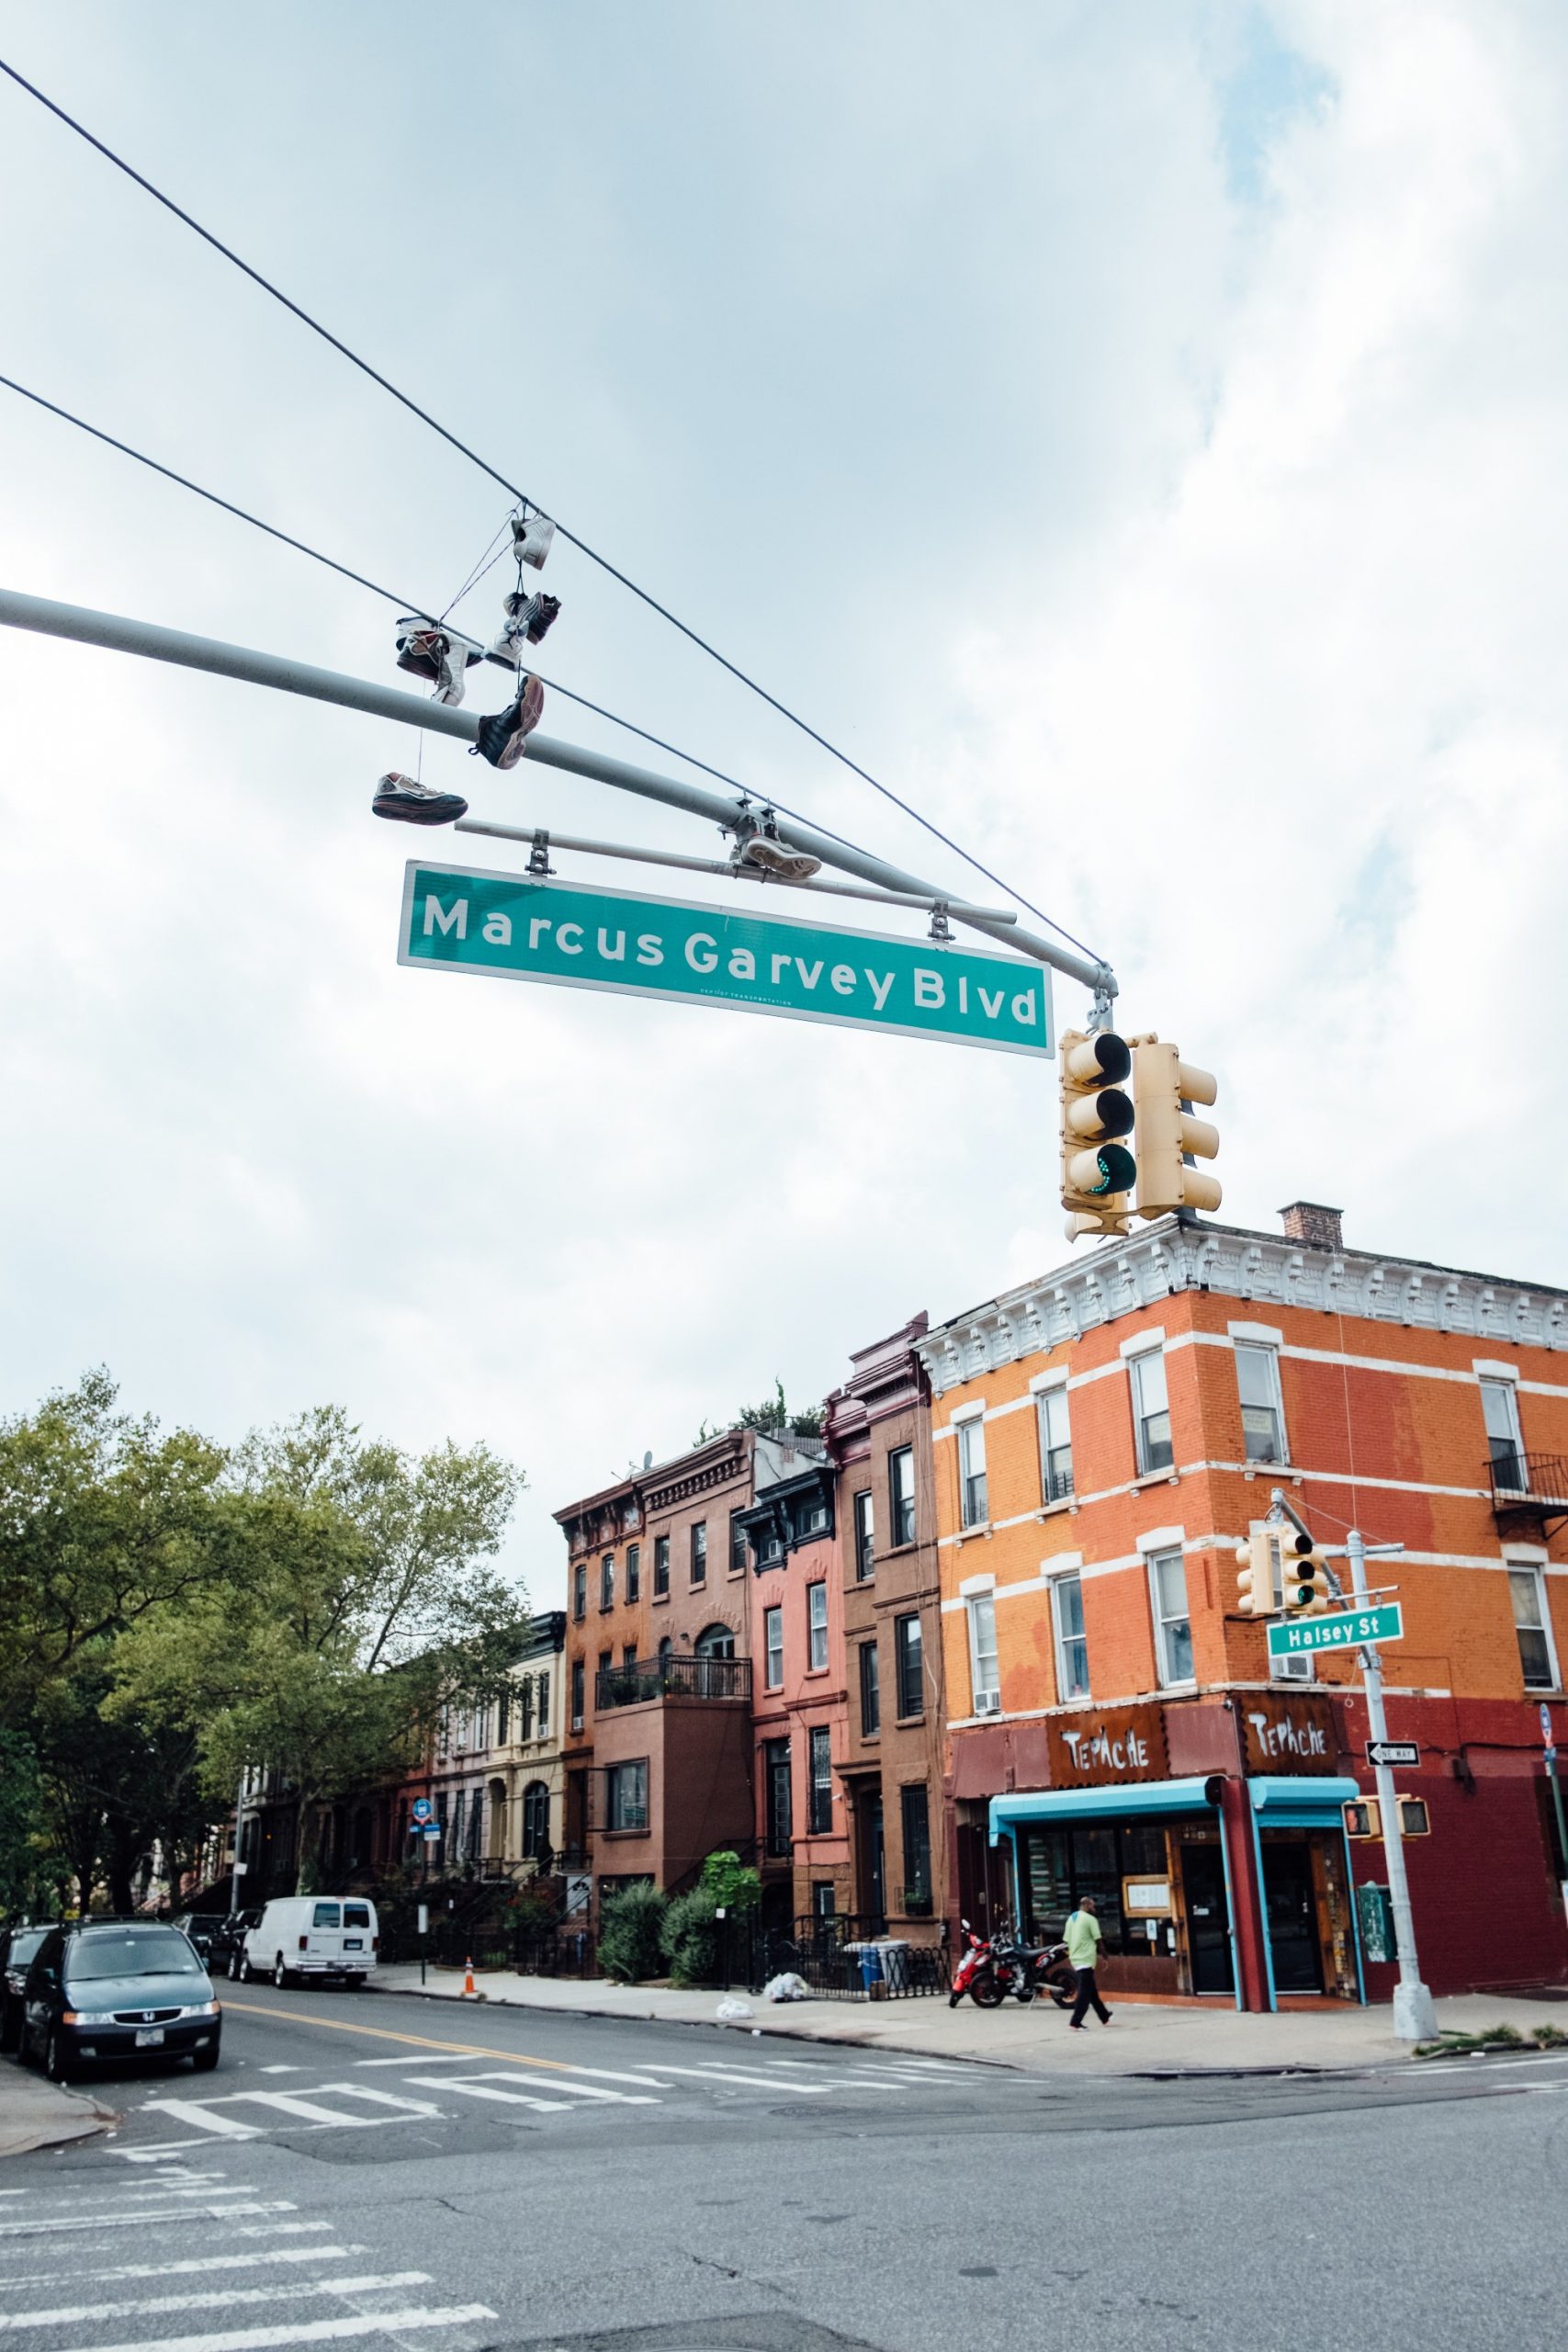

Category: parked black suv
[19, 1920, 221, 2080]
[1, 1924, 57, 2053]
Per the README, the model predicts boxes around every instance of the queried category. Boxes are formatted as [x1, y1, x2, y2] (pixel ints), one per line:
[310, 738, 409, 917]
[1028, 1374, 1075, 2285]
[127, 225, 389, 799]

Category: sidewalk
[371, 1964, 1562, 2075]
[0, 2073, 112, 2159]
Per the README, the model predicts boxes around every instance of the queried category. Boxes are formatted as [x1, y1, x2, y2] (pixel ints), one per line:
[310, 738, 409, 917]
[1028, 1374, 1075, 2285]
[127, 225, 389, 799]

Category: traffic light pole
[1346, 1524, 1438, 2041]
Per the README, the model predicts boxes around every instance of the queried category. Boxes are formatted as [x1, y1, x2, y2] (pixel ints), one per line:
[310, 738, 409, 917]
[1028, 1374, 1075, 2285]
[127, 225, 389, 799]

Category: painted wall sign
[1241, 1691, 1338, 1776]
[399, 865, 1054, 1056]
[1047, 1702, 1170, 1788]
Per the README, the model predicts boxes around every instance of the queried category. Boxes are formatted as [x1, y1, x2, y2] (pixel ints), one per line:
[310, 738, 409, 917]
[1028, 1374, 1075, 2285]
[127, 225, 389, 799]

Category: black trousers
[1070, 1965, 1111, 2025]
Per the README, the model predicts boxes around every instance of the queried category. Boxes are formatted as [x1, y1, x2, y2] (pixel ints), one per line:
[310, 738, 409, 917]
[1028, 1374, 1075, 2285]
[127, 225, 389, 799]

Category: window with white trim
[605, 1758, 649, 1832]
[807, 1581, 829, 1673]
[1131, 1350, 1173, 1475]
[1148, 1548, 1193, 1686]
[1509, 1565, 1558, 1691]
[1037, 1385, 1073, 1503]
[1483, 1380, 1525, 1490]
[1050, 1571, 1089, 1700]
[890, 1445, 916, 1545]
[853, 1489, 874, 1580]
[967, 1593, 999, 1712]
[764, 1604, 784, 1690]
[957, 1419, 988, 1527]
[1235, 1343, 1287, 1465]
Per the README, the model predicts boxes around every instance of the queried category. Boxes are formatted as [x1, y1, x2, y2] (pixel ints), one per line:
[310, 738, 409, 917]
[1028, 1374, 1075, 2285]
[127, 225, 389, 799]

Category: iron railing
[595, 1655, 751, 1710]
[742, 1913, 950, 2001]
[1486, 1453, 1568, 1511]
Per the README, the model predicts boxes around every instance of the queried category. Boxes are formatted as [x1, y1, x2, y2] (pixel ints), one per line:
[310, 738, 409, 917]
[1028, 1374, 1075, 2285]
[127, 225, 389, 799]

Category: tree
[693, 1379, 824, 1449]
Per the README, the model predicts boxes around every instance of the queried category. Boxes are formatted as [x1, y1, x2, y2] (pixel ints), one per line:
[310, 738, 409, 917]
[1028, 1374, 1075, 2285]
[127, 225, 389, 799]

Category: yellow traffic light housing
[1059, 1029, 1136, 1241]
[1235, 1532, 1275, 1617]
[1344, 1798, 1382, 1839]
[1280, 1534, 1333, 1615]
[1129, 1035, 1222, 1218]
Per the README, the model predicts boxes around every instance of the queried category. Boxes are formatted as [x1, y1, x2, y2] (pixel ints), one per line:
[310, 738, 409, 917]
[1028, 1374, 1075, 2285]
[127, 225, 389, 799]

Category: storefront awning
[1248, 1774, 1360, 1828]
[988, 1777, 1220, 1844]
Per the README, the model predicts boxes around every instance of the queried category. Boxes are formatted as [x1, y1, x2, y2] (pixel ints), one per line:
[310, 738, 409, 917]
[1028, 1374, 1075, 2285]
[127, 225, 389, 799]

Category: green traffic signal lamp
[1060, 1030, 1137, 1238]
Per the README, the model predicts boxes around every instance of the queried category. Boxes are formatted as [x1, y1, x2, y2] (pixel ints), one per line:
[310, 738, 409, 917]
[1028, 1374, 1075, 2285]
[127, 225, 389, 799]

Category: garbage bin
[844, 1940, 884, 1996]
[874, 1939, 911, 1994]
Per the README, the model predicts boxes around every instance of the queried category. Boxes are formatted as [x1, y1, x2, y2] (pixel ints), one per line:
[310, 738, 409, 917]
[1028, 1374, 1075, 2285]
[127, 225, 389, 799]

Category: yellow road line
[221, 1997, 575, 2074]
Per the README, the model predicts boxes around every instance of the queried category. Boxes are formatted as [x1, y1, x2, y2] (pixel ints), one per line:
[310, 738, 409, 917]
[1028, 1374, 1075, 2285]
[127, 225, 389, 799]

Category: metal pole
[1547, 1754, 1568, 1890]
[229, 1774, 245, 1917]
[1348, 1526, 1438, 2041]
[0, 586, 1111, 994]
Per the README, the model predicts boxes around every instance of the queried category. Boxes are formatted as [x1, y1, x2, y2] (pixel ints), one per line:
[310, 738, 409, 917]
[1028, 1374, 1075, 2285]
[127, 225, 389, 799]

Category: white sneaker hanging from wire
[394, 616, 486, 707]
[511, 510, 556, 571]
[371, 773, 468, 826]
[731, 818, 822, 882]
[490, 590, 561, 666]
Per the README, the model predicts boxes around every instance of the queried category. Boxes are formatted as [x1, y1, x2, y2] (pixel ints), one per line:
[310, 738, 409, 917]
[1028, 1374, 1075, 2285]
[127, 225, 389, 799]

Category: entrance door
[1262, 1839, 1324, 1994]
[860, 1792, 886, 1930]
[1178, 1842, 1234, 1994]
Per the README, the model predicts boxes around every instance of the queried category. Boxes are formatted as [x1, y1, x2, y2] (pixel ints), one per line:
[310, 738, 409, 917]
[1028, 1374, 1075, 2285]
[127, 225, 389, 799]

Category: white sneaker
[734, 832, 822, 882]
[395, 619, 485, 707]
[512, 512, 556, 571]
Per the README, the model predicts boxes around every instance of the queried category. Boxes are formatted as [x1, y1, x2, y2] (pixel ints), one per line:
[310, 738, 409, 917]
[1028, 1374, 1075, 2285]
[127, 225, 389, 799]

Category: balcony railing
[594, 1654, 752, 1711]
[1486, 1453, 1568, 1515]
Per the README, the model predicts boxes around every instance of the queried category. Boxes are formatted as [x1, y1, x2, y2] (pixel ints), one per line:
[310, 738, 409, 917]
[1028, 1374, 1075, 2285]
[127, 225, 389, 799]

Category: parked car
[1, 1924, 57, 2054]
[209, 1910, 262, 1979]
[241, 1896, 378, 1987]
[18, 1919, 220, 2081]
[172, 1911, 230, 1962]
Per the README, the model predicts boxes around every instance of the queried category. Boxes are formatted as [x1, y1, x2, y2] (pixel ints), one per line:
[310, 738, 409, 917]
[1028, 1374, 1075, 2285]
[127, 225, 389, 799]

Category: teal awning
[1248, 1774, 1359, 1828]
[988, 1777, 1219, 1844]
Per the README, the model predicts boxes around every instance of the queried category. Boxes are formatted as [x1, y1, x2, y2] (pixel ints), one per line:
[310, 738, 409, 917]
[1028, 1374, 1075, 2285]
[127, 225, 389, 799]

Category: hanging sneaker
[372, 773, 469, 826]
[395, 619, 485, 707]
[489, 593, 561, 667]
[511, 512, 556, 570]
[471, 675, 545, 770]
[734, 831, 823, 882]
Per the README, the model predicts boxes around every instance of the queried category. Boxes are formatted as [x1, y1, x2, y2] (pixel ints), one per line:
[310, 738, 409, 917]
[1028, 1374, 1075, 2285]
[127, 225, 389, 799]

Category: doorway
[859, 1792, 886, 1930]
[1262, 1838, 1324, 1993]
[1178, 1841, 1234, 1994]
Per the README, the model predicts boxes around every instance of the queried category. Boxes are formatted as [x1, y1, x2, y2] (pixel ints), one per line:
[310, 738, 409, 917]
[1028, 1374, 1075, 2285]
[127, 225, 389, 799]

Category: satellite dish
[643, 1451, 653, 1470]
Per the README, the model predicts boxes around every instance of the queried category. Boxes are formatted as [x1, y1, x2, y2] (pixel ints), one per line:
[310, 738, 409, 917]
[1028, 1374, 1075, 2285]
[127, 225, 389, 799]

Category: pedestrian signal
[1129, 1035, 1221, 1218]
[1059, 1029, 1136, 1241]
[1396, 1798, 1430, 1838]
[1344, 1798, 1382, 1838]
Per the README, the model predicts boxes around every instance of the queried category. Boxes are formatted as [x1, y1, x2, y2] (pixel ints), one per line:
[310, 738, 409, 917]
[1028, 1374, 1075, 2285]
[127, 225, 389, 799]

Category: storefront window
[1021, 1822, 1169, 1956]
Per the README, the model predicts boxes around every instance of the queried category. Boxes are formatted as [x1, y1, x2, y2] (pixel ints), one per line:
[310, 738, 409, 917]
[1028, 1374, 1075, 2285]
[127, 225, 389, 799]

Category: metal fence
[379, 1918, 597, 1978]
[743, 1915, 950, 2002]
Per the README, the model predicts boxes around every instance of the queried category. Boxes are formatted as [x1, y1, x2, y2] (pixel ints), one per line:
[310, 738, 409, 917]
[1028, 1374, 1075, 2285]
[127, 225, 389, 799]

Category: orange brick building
[917, 1203, 1568, 2008]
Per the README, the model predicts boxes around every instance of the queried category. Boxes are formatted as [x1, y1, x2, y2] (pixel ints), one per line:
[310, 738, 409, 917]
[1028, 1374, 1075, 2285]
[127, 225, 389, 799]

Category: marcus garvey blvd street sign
[1267, 1602, 1404, 1661]
[400, 865, 1054, 1056]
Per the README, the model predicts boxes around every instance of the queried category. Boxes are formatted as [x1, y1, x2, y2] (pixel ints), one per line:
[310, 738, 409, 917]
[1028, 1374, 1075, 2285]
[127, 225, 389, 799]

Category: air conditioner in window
[975, 1690, 1002, 1716]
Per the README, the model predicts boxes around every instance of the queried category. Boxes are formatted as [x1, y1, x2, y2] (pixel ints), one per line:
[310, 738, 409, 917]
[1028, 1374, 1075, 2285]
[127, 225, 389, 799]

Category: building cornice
[916, 1217, 1568, 1396]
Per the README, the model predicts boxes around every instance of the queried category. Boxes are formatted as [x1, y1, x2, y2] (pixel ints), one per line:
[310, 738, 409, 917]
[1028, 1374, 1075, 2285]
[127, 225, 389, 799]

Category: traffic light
[1343, 1798, 1382, 1839]
[1059, 1029, 1136, 1240]
[1235, 1531, 1275, 1617]
[1279, 1532, 1333, 1615]
[1129, 1035, 1222, 1218]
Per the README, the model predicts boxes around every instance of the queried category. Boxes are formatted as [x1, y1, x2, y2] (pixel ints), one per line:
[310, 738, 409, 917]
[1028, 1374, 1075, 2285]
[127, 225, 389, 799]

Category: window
[813, 1882, 837, 1920]
[890, 1446, 916, 1545]
[626, 1544, 641, 1602]
[522, 1781, 550, 1860]
[343, 1903, 371, 1930]
[451, 1791, 466, 1852]
[653, 1535, 670, 1597]
[1037, 1385, 1073, 1503]
[600, 1553, 615, 1611]
[606, 1758, 649, 1832]
[1051, 1572, 1089, 1700]
[807, 1582, 829, 1672]
[808, 1725, 833, 1834]
[597, 1649, 612, 1712]
[765, 1605, 784, 1690]
[759, 1517, 784, 1566]
[966, 1595, 999, 1713]
[570, 1657, 584, 1730]
[852, 1490, 874, 1580]
[572, 1561, 587, 1622]
[1510, 1566, 1558, 1691]
[1149, 1549, 1193, 1686]
[895, 1611, 923, 1718]
[803, 1491, 829, 1535]
[475, 1702, 491, 1749]
[622, 1643, 637, 1671]
[729, 1515, 749, 1573]
[690, 1521, 707, 1586]
[900, 1785, 931, 1903]
[1236, 1344, 1286, 1464]
[764, 1737, 793, 1856]
[859, 1640, 880, 1736]
[519, 1678, 535, 1740]
[536, 1669, 549, 1731]
[1131, 1349, 1173, 1475]
[497, 1690, 511, 1744]
[311, 1902, 341, 1928]
[1483, 1379, 1526, 1489]
[466, 1792, 482, 1858]
[694, 1623, 734, 1658]
[956, 1420, 987, 1527]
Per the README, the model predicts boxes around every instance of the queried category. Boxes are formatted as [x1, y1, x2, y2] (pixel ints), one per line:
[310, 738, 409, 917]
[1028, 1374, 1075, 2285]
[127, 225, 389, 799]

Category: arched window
[658, 1635, 673, 1665]
[522, 1781, 551, 1860]
[694, 1623, 736, 1659]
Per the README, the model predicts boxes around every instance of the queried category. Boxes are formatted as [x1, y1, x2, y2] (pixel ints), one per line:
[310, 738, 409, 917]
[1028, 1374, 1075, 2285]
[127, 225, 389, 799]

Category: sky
[3, 1, 1564, 1611]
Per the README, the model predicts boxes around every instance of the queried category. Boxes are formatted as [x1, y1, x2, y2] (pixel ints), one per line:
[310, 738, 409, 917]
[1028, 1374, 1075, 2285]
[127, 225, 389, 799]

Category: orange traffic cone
[462, 1955, 477, 1997]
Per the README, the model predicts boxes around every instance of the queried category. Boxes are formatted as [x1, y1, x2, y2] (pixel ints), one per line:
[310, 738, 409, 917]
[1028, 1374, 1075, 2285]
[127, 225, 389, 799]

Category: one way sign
[1366, 1739, 1420, 1769]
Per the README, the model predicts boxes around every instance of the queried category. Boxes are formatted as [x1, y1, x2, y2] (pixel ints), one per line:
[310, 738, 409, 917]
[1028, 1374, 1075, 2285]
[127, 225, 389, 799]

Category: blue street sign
[411, 1797, 433, 1824]
[422, 1825, 442, 1840]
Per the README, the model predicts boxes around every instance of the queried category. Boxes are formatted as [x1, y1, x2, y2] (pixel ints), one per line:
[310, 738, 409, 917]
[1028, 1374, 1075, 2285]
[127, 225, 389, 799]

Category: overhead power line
[0, 54, 1103, 969]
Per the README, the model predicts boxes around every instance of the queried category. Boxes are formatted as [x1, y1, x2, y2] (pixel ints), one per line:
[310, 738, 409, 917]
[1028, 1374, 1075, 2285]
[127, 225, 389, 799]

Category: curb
[0, 2086, 116, 2161]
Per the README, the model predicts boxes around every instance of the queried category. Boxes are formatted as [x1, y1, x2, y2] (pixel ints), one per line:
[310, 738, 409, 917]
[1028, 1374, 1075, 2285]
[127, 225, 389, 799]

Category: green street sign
[399, 865, 1054, 1057]
[1267, 1602, 1404, 1660]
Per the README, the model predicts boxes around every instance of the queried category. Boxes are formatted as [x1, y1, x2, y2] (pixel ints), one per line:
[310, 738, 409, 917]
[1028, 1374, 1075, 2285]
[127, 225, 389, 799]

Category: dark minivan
[20, 1920, 221, 2080]
[1, 1924, 55, 2052]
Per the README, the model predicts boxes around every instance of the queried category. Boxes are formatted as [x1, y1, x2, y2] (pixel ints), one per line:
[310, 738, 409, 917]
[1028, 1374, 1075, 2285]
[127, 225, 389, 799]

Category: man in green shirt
[1066, 1894, 1112, 2029]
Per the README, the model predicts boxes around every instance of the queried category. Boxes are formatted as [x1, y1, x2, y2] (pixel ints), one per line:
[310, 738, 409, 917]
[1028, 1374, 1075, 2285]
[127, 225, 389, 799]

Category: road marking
[309, 2085, 443, 2116]
[654, 2064, 834, 2094]
[259, 2066, 301, 2075]
[140, 2104, 262, 2140]
[0, 2246, 362, 2291]
[0, 2202, 294, 2239]
[221, 1998, 578, 2075]
[401, 2075, 572, 2113]
[453, 2073, 657, 2107]
[0, 2274, 432, 2332]
[67, 2307, 497, 2352]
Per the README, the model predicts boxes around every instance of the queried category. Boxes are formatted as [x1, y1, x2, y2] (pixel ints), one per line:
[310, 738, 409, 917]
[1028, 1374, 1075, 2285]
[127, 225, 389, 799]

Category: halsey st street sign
[399, 865, 1054, 1055]
[1267, 1602, 1404, 1660]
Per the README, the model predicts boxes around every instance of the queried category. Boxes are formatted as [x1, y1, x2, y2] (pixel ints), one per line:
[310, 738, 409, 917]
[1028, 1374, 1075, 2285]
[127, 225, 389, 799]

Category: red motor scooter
[949, 1917, 1009, 2008]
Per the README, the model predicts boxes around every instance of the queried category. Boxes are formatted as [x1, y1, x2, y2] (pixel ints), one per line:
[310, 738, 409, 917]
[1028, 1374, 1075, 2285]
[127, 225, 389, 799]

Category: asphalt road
[5, 1983, 1568, 2351]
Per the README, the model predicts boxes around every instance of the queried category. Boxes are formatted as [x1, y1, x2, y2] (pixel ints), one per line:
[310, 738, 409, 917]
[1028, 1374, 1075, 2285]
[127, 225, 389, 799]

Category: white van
[241, 1897, 378, 1987]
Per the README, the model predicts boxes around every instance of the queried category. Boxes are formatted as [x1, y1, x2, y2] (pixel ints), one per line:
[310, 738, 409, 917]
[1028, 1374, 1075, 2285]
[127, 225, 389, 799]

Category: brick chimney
[1279, 1201, 1344, 1251]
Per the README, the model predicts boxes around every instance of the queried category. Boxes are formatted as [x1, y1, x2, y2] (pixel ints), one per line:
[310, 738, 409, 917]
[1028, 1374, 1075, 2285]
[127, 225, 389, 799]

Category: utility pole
[1347, 1525, 1438, 2042]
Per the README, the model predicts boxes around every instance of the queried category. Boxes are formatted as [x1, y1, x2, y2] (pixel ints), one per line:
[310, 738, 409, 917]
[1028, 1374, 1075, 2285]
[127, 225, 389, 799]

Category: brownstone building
[824, 1313, 948, 1942]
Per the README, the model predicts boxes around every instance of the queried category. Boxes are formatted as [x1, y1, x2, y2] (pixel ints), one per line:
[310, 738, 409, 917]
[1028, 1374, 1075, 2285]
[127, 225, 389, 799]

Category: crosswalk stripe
[225, 2094, 401, 2129]
[402, 2075, 573, 2113]
[68, 2305, 496, 2352]
[305, 2086, 442, 2116]
[0, 2271, 432, 2331]
[141, 2104, 260, 2141]
[654, 2064, 833, 2094]
[0, 2246, 361, 2291]
[0, 2202, 291, 2239]
[454, 2073, 656, 2107]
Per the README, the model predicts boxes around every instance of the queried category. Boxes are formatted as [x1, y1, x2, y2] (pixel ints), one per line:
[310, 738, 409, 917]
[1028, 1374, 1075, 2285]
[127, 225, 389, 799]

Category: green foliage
[694, 1380, 824, 1449]
[598, 1881, 668, 1982]
[502, 1883, 558, 1937]
[699, 1849, 761, 1915]
[661, 1884, 722, 1986]
[0, 1732, 46, 1917]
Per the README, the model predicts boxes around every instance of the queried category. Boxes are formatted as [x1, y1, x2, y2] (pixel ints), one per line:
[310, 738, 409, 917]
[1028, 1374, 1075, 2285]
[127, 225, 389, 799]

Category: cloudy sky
[3, 2, 1563, 1609]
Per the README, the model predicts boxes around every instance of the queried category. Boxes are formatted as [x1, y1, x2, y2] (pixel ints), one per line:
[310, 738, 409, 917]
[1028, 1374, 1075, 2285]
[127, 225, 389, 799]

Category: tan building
[416, 1612, 568, 1879]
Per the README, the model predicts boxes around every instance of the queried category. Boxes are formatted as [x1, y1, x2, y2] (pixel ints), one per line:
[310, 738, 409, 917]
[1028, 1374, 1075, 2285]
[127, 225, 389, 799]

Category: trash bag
[715, 1996, 754, 2022]
[762, 1973, 810, 2004]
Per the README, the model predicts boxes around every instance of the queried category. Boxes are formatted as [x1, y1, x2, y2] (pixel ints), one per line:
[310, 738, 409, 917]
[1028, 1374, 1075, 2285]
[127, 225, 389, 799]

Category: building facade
[918, 1203, 1568, 2007]
[824, 1313, 948, 1941]
[402, 1611, 568, 1878]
